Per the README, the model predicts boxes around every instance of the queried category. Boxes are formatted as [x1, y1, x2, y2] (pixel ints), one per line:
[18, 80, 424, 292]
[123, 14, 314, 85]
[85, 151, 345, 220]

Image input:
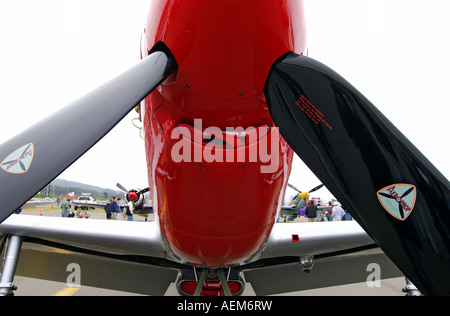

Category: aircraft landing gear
[402, 277, 423, 296]
[0, 235, 23, 296]
[176, 267, 245, 296]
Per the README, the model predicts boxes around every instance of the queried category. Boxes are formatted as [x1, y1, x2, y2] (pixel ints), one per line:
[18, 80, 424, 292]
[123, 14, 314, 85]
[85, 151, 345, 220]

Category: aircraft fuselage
[141, 0, 307, 267]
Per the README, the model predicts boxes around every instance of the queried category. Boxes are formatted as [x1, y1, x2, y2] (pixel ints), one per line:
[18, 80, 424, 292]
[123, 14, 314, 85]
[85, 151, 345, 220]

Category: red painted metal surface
[141, 0, 307, 267]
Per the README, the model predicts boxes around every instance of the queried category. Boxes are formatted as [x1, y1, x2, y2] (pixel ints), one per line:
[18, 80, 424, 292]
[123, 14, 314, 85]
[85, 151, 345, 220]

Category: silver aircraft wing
[243, 221, 403, 295]
[0, 215, 165, 257]
[0, 215, 182, 295]
[0, 216, 402, 295]
[261, 221, 374, 259]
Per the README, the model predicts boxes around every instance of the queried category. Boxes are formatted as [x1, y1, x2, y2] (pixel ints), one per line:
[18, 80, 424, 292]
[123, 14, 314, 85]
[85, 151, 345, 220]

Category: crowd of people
[103, 196, 135, 221]
[58, 196, 135, 221]
[47, 195, 349, 224]
[305, 200, 352, 222]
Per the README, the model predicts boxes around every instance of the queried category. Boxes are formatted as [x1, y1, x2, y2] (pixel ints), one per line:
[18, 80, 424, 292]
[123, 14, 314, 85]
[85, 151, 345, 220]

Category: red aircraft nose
[128, 191, 139, 202]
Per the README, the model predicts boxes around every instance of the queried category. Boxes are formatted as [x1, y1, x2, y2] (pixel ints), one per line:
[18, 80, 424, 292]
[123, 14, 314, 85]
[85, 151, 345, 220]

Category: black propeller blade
[265, 53, 450, 295]
[287, 183, 301, 193]
[137, 187, 150, 195]
[288, 183, 324, 194]
[0, 47, 177, 224]
[308, 184, 324, 194]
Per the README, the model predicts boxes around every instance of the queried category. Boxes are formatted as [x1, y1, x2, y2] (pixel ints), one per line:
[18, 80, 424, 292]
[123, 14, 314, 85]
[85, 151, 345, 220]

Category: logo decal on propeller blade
[1, 143, 34, 174]
[377, 184, 416, 221]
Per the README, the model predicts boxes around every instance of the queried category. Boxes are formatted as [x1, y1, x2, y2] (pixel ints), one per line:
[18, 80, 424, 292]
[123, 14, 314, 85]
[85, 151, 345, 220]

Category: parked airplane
[280, 184, 327, 222]
[0, 0, 449, 296]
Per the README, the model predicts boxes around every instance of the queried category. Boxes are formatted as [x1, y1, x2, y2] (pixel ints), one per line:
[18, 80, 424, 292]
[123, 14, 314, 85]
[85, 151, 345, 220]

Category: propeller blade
[398, 203, 405, 220]
[309, 184, 324, 193]
[265, 53, 450, 295]
[287, 183, 301, 193]
[402, 186, 415, 198]
[116, 183, 128, 194]
[137, 187, 150, 195]
[378, 192, 394, 199]
[0, 47, 177, 223]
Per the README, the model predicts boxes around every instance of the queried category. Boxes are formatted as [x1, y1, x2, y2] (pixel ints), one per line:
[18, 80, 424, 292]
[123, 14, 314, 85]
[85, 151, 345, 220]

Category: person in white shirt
[332, 204, 346, 221]
[126, 199, 135, 221]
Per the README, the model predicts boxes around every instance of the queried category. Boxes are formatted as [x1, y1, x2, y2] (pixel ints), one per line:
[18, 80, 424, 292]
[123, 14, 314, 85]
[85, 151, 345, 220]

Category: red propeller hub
[128, 191, 139, 202]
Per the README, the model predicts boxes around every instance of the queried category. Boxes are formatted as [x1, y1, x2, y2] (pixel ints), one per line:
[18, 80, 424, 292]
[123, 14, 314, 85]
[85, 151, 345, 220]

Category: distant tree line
[35, 185, 124, 200]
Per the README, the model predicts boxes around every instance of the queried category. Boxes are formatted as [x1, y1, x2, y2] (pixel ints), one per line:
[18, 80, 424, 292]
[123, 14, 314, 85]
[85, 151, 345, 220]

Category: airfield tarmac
[6, 208, 407, 296]
[13, 275, 405, 296]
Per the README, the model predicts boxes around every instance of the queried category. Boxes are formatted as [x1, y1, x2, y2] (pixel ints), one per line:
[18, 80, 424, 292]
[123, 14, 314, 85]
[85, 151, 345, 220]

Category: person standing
[126, 199, 135, 221]
[110, 196, 120, 220]
[118, 198, 126, 221]
[61, 199, 70, 217]
[332, 203, 346, 221]
[104, 199, 112, 220]
[305, 200, 318, 222]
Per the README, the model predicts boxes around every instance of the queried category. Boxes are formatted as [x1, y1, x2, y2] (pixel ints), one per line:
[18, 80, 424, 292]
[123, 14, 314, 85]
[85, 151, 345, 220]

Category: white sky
[0, 0, 449, 201]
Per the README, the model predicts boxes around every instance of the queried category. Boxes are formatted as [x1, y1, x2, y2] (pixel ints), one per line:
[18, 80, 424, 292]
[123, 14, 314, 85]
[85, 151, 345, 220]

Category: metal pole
[0, 235, 23, 296]
[218, 268, 232, 297]
[193, 268, 207, 296]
